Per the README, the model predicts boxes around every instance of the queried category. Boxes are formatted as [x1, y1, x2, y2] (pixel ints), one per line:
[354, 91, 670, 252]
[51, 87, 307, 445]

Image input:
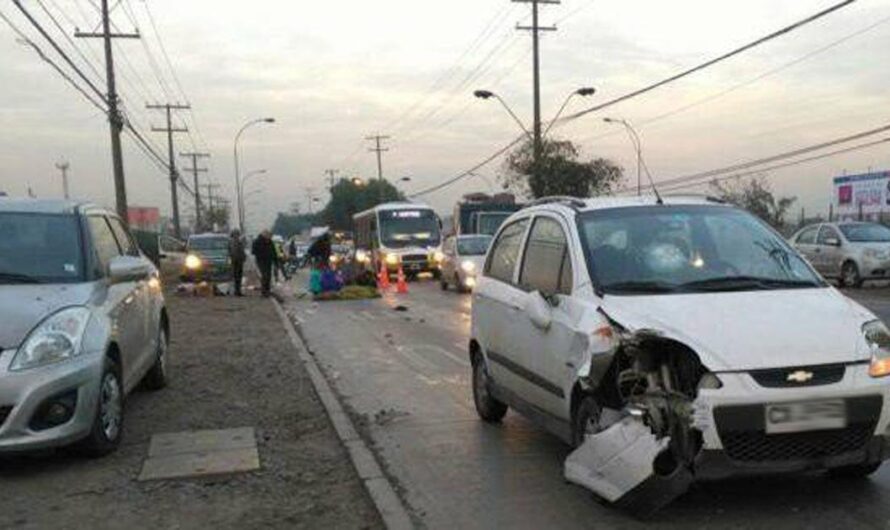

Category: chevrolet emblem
[786, 370, 814, 383]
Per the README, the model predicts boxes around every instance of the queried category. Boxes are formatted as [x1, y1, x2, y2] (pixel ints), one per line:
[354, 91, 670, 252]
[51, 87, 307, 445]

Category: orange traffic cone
[377, 261, 391, 291]
[396, 265, 409, 294]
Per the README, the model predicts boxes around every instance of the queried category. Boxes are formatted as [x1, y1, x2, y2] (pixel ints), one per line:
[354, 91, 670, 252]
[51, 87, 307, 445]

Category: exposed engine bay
[565, 328, 709, 514]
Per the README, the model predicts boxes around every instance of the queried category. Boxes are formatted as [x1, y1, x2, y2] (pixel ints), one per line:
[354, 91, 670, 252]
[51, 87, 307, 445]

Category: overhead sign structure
[833, 171, 890, 221]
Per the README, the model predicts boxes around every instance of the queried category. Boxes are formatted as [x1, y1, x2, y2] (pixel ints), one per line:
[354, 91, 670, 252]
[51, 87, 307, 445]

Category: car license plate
[765, 399, 846, 434]
[409, 264, 421, 271]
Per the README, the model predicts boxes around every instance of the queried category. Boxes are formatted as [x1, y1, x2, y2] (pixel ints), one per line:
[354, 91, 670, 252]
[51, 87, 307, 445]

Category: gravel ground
[0, 272, 382, 530]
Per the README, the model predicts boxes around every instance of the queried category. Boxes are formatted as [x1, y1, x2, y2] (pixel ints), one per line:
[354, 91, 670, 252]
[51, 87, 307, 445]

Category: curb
[271, 298, 414, 530]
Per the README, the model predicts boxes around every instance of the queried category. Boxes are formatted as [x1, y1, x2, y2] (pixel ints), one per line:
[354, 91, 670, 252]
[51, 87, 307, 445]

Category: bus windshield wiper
[0, 272, 43, 284]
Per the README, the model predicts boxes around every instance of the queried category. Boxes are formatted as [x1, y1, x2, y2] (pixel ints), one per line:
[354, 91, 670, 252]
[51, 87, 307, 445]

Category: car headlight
[355, 250, 369, 263]
[330, 255, 341, 264]
[697, 372, 724, 390]
[433, 251, 445, 263]
[461, 260, 476, 273]
[385, 253, 400, 266]
[185, 254, 202, 270]
[864, 320, 890, 377]
[10, 307, 91, 371]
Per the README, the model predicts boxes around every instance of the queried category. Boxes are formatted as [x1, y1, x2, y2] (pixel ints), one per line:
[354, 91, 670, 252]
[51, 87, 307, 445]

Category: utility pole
[74, 0, 140, 220]
[180, 152, 210, 231]
[55, 161, 70, 199]
[514, 0, 559, 169]
[324, 169, 339, 194]
[365, 135, 390, 181]
[148, 103, 191, 238]
[201, 182, 221, 229]
[304, 187, 317, 215]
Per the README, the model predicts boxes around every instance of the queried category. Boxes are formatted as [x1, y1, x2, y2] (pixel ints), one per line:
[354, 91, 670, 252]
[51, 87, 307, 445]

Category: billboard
[833, 171, 890, 221]
[127, 206, 161, 230]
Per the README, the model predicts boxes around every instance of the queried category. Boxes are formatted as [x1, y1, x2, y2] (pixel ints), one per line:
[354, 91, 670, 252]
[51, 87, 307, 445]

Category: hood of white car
[601, 287, 875, 372]
[0, 283, 94, 350]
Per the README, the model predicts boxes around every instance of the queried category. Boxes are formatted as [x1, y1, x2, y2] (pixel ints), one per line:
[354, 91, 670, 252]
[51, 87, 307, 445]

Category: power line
[660, 137, 890, 193]
[409, 135, 523, 198]
[555, 0, 857, 127]
[629, 122, 890, 193]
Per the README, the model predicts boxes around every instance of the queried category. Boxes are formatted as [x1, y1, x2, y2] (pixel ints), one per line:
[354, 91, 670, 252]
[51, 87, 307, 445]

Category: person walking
[252, 230, 278, 297]
[228, 229, 247, 296]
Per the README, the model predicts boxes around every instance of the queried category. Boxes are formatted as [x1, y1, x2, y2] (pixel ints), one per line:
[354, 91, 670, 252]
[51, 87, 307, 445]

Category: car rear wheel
[77, 357, 123, 457]
[571, 395, 601, 448]
[828, 461, 882, 478]
[472, 357, 507, 422]
[143, 325, 169, 391]
[842, 261, 863, 288]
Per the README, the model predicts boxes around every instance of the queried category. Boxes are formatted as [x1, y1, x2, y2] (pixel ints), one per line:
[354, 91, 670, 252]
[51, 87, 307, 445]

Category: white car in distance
[439, 234, 492, 293]
[470, 195, 890, 512]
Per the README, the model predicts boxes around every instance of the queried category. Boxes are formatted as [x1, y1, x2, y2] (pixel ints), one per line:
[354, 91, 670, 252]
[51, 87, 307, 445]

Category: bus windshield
[379, 209, 441, 248]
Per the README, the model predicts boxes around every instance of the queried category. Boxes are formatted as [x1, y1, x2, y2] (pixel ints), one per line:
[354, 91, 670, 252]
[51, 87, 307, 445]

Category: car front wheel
[472, 357, 507, 422]
[143, 325, 169, 390]
[842, 261, 863, 288]
[571, 395, 601, 448]
[77, 357, 123, 457]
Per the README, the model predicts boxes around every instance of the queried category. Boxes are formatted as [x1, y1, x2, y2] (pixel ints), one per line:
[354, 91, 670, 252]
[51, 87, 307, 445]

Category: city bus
[353, 202, 443, 277]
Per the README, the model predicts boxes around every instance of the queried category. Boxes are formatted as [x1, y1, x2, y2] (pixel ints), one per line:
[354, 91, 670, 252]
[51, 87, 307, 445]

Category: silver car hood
[601, 287, 874, 372]
[0, 284, 94, 349]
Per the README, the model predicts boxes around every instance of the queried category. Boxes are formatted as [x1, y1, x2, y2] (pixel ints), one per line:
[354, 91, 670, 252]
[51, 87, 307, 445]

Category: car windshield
[189, 237, 228, 252]
[457, 235, 492, 255]
[578, 205, 823, 294]
[839, 223, 890, 242]
[0, 212, 84, 284]
[379, 209, 441, 248]
[477, 213, 511, 235]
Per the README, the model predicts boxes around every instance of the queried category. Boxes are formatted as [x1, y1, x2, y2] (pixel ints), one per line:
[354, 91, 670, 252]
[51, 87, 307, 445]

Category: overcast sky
[1, 0, 889, 230]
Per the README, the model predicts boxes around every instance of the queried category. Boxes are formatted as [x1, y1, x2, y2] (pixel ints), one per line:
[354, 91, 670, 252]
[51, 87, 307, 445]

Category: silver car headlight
[461, 260, 476, 273]
[10, 307, 91, 372]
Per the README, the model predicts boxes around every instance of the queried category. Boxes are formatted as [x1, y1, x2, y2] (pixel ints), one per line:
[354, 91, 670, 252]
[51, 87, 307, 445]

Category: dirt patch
[0, 275, 382, 530]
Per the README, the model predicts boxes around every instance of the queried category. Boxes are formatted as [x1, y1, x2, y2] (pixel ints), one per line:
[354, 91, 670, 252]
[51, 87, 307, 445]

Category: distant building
[833, 170, 890, 222]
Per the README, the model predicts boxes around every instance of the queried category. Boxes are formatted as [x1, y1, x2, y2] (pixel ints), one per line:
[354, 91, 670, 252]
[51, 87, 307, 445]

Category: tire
[842, 261, 863, 288]
[440, 277, 448, 291]
[455, 274, 468, 294]
[143, 325, 169, 391]
[828, 461, 882, 478]
[77, 357, 124, 457]
[571, 395, 601, 448]
[472, 356, 507, 422]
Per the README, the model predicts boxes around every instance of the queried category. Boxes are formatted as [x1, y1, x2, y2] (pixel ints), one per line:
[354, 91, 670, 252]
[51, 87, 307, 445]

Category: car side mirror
[108, 255, 151, 283]
[525, 291, 554, 330]
[825, 237, 840, 247]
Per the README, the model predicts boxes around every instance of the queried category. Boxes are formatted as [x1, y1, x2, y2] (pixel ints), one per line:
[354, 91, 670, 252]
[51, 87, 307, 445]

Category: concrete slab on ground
[139, 427, 260, 481]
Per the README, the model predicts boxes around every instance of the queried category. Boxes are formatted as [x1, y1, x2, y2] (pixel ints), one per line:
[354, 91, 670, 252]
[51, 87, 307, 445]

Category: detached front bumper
[691, 363, 890, 479]
[0, 349, 104, 453]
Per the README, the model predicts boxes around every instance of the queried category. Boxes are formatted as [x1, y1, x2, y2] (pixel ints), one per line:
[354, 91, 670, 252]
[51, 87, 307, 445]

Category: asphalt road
[287, 281, 890, 529]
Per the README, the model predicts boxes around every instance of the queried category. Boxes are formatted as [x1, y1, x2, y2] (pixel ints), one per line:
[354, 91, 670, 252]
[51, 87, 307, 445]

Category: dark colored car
[180, 233, 232, 283]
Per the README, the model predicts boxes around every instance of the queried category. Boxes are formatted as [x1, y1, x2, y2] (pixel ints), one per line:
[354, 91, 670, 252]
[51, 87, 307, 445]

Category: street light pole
[604, 118, 643, 196]
[239, 169, 267, 231]
[468, 171, 495, 193]
[473, 90, 533, 142]
[544, 87, 596, 137]
[233, 117, 275, 233]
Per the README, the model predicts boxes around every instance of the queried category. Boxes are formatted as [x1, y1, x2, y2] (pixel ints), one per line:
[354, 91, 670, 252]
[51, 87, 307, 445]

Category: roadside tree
[710, 176, 796, 231]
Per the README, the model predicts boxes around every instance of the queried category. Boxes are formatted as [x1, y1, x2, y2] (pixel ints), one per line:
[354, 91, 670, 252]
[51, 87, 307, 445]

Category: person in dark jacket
[252, 230, 278, 297]
[305, 232, 332, 268]
[228, 229, 247, 296]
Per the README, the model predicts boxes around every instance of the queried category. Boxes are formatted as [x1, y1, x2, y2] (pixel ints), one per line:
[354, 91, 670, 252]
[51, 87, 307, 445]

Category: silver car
[791, 221, 890, 287]
[0, 199, 169, 456]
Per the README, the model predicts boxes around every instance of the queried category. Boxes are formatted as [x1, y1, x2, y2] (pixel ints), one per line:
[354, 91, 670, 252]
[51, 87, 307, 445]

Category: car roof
[0, 197, 100, 215]
[516, 194, 727, 217]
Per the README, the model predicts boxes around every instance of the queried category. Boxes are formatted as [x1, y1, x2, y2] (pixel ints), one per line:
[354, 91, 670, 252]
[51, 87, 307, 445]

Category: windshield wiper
[681, 276, 816, 292]
[603, 281, 680, 294]
[0, 272, 44, 284]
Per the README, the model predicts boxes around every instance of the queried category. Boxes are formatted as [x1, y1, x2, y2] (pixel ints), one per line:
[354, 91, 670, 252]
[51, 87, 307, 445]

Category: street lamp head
[603, 117, 615, 123]
[263, 118, 276, 123]
[474, 90, 495, 100]
[399, 177, 412, 182]
[576, 87, 596, 97]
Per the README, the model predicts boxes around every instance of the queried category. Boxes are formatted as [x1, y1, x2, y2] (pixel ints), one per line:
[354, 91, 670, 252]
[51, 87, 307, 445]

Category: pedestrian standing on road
[252, 229, 279, 297]
[228, 229, 247, 297]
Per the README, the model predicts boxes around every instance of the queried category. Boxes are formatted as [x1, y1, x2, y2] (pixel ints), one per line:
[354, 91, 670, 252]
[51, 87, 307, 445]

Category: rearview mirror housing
[108, 255, 151, 283]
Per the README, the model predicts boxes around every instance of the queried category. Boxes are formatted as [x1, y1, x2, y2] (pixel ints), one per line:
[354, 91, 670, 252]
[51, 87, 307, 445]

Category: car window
[519, 217, 573, 295]
[88, 216, 123, 273]
[817, 226, 841, 245]
[796, 226, 818, 245]
[107, 216, 139, 256]
[0, 212, 84, 283]
[484, 218, 529, 284]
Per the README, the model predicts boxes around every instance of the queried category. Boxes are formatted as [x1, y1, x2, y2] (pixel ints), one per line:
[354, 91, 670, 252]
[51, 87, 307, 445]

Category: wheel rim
[157, 329, 168, 376]
[100, 372, 122, 441]
[844, 264, 858, 285]
[474, 364, 490, 407]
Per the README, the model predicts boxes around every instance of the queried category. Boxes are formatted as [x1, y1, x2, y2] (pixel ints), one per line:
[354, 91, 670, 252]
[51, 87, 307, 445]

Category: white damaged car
[469, 196, 890, 512]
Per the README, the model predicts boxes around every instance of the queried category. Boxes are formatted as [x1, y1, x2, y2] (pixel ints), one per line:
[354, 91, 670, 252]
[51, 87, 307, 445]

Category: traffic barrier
[396, 265, 409, 294]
